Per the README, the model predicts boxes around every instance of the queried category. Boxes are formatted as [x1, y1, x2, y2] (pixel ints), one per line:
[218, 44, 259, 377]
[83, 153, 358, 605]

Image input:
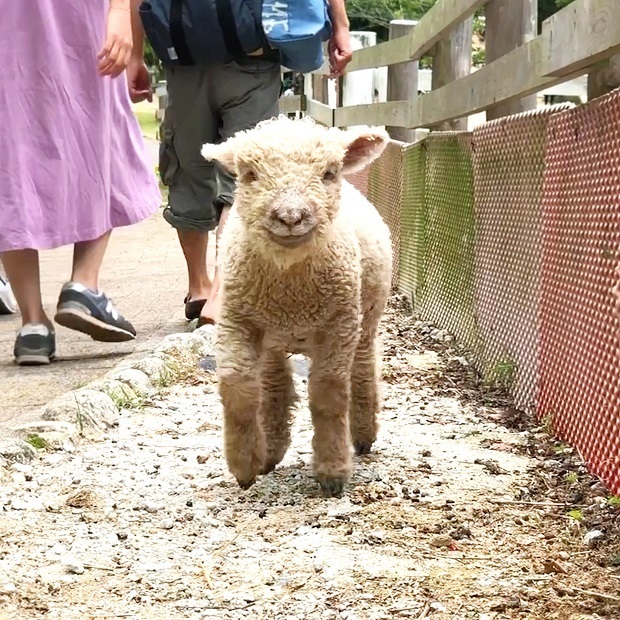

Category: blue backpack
[139, 0, 268, 66]
[262, 0, 333, 73]
[139, 0, 332, 72]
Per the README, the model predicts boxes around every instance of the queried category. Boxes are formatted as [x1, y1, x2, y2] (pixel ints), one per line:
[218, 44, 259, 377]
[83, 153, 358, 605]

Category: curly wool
[203, 116, 392, 496]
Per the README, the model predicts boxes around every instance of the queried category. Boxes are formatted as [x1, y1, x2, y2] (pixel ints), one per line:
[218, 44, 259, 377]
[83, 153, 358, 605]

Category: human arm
[126, 0, 153, 102]
[326, 0, 352, 78]
[98, 0, 134, 78]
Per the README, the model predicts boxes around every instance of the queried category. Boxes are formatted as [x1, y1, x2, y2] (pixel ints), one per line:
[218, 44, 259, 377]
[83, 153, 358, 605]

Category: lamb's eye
[241, 169, 258, 183]
[322, 169, 338, 182]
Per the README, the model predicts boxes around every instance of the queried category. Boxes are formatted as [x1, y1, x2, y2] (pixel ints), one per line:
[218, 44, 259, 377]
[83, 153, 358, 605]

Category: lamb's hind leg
[217, 324, 265, 490]
[258, 349, 297, 475]
[350, 328, 381, 455]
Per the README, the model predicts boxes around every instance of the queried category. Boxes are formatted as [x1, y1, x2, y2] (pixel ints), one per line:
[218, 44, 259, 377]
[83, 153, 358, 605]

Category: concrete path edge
[0, 325, 215, 478]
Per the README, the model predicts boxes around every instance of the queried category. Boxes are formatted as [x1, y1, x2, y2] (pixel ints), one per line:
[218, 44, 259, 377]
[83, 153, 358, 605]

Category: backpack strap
[215, 0, 245, 59]
[169, 0, 195, 65]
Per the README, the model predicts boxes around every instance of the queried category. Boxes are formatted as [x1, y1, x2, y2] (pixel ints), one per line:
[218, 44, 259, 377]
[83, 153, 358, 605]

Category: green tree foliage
[346, 0, 438, 28]
[347, 0, 578, 41]
[347, 0, 439, 40]
[538, 0, 576, 28]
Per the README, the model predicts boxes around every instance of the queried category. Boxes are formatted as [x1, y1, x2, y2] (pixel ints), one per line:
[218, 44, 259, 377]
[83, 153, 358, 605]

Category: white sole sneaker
[13, 324, 56, 366]
[0, 280, 17, 315]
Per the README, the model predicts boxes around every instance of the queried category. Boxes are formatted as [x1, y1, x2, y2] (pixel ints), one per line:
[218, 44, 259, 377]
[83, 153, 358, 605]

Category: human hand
[98, 5, 133, 78]
[126, 57, 153, 102]
[328, 26, 353, 78]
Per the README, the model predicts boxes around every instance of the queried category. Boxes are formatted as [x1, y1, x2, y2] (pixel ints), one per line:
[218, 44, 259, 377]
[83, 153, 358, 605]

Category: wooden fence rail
[281, 0, 620, 130]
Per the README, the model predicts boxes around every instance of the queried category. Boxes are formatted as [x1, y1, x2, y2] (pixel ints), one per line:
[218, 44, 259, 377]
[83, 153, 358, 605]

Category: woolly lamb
[201, 116, 392, 497]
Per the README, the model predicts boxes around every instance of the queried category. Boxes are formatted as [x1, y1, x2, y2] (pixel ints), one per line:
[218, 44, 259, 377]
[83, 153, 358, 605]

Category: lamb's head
[202, 116, 388, 263]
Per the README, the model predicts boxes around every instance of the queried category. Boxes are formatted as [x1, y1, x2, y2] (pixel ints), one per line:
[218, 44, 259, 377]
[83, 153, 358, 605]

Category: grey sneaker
[14, 324, 56, 366]
[0, 276, 17, 315]
[54, 282, 136, 342]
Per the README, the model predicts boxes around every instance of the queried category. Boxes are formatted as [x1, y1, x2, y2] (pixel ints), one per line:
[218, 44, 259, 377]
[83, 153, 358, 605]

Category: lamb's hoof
[236, 476, 257, 490]
[354, 440, 374, 455]
[259, 444, 289, 476]
[259, 461, 278, 476]
[317, 475, 346, 498]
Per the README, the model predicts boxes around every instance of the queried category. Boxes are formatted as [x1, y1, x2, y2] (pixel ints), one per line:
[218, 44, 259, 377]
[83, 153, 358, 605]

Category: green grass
[134, 107, 160, 142]
[132, 103, 168, 205]
[25, 434, 47, 450]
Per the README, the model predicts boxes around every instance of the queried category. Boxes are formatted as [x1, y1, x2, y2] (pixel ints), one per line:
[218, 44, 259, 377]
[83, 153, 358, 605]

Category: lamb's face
[202, 117, 388, 261]
[232, 143, 347, 251]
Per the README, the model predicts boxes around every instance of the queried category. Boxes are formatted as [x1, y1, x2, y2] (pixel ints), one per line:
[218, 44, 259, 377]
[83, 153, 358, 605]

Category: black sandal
[184, 295, 207, 321]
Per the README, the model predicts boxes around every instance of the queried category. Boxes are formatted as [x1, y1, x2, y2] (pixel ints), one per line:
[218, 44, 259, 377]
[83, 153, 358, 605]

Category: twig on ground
[174, 602, 256, 611]
[84, 564, 115, 571]
[570, 587, 620, 603]
[389, 602, 430, 616]
[423, 554, 493, 562]
[416, 602, 431, 619]
[201, 519, 251, 588]
[490, 500, 585, 508]
[289, 575, 312, 592]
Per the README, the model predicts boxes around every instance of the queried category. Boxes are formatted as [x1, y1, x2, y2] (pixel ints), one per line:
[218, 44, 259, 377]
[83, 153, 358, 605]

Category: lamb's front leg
[308, 350, 356, 498]
[217, 322, 265, 489]
[259, 349, 296, 475]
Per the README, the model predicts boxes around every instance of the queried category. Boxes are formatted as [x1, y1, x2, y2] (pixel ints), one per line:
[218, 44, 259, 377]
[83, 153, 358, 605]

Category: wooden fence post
[386, 19, 419, 142]
[485, 0, 537, 120]
[312, 73, 329, 105]
[429, 18, 473, 131]
[587, 54, 620, 100]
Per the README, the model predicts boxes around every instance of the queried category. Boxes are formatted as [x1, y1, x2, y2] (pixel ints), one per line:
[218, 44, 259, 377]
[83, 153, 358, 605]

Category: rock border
[0, 326, 216, 477]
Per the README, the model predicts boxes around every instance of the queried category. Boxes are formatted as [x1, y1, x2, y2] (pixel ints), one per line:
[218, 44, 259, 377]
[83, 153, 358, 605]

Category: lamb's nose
[272, 208, 306, 228]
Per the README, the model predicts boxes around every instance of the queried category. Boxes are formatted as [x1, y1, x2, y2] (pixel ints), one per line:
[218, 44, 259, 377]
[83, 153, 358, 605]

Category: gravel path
[0, 297, 618, 619]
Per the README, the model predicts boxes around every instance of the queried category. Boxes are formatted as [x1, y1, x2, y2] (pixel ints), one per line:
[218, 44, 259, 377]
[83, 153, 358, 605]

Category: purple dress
[0, 1, 161, 252]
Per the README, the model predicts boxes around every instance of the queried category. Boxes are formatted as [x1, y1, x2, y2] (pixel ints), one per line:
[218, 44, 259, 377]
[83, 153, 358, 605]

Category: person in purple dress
[0, 0, 161, 366]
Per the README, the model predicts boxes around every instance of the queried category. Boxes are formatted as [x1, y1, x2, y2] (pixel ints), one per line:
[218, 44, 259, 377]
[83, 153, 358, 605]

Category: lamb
[201, 116, 392, 498]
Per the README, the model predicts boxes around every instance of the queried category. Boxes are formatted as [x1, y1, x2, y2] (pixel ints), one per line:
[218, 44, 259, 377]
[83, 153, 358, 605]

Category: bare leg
[0, 250, 49, 327]
[258, 349, 296, 475]
[217, 322, 265, 489]
[71, 231, 111, 291]
[350, 330, 381, 455]
[200, 205, 230, 324]
[178, 229, 212, 302]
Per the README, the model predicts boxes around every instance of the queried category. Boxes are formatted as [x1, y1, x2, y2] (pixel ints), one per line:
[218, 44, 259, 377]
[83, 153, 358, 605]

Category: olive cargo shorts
[160, 57, 282, 232]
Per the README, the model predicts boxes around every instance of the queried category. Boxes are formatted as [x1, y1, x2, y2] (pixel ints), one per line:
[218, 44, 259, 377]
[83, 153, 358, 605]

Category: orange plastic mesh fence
[337, 101, 620, 493]
[539, 91, 620, 493]
[471, 105, 572, 412]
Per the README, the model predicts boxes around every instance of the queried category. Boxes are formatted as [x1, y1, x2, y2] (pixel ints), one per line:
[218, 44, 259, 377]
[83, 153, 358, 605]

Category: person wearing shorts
[159, 54, 282, 325]
[128, 0, 353, 325]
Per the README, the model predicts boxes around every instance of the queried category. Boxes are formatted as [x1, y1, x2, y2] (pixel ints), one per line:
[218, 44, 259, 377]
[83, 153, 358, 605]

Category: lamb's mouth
[267, 230, 315, 248]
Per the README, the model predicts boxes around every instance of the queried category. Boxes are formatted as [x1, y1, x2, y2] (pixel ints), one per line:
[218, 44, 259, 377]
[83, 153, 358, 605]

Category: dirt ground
[0, 295, 619, 619]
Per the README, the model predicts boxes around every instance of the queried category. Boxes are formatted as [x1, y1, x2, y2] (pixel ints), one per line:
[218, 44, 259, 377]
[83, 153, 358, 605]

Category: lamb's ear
[201, 141, 237, 173]
[341, 128, 389, 174]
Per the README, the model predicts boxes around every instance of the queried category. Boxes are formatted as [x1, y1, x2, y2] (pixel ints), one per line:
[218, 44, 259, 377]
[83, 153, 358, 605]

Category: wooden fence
[276, 0, 620, 493]
[280, 0, 620, 130]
